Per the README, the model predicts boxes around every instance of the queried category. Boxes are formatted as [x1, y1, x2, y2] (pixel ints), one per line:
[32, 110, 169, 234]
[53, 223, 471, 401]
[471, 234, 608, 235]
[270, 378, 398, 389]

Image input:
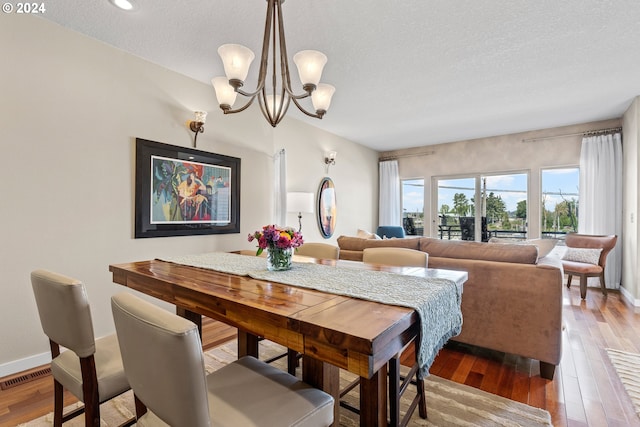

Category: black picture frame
[135, 138, 241, 238]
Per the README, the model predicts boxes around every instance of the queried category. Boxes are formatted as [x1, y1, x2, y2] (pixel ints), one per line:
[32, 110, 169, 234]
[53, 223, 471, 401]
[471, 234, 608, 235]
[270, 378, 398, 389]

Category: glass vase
[267, 247, 293, 271]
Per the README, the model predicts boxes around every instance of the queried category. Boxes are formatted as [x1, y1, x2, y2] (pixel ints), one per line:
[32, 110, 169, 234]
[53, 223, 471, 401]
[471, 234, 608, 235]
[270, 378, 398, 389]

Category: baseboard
[619, 285, 640, 307]
[0, 351, 50, 379]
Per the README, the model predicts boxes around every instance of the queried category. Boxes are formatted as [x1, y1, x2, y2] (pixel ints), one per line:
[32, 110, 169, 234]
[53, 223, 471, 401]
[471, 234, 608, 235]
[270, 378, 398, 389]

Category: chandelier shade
[211, 76, 238, 108]
[211, 0, 335, 127]
[312, 84, 336, 113]
[293, 50, 327, 87]
[217, 44, 255, 83]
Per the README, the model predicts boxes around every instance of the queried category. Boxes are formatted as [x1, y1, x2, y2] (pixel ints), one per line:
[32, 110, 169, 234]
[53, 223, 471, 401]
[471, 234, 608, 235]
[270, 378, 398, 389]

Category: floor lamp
[287, 192, 314, 232]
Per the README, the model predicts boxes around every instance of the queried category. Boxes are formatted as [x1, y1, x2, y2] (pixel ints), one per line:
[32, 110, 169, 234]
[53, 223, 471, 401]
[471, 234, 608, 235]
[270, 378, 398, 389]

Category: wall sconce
[188, 111, 207, 147]
[287, 192, 314, 232]
[324, 151, 337, 165]
[324, 150, 337, 173]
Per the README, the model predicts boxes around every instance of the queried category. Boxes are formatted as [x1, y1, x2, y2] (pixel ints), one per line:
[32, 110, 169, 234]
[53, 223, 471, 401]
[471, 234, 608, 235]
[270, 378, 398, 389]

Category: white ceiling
[40, 0, 640, 152]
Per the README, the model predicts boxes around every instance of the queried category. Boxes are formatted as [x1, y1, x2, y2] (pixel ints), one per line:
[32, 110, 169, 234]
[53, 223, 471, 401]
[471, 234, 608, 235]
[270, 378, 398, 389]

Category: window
[483, 173, 528, 239]
[541, 167, 579, 240]
[436, 177, 475, 240]
[401, 179, 424, 235]
[435, 172, 528, 241]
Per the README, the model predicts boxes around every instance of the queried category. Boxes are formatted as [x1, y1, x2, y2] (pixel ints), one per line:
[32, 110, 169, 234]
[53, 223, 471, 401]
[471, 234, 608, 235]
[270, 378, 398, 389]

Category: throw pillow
[488, 237, 558, 258]
[356, 229, 381, 240]
[562, 247, 602, 265]
[527, 238, 558, 258]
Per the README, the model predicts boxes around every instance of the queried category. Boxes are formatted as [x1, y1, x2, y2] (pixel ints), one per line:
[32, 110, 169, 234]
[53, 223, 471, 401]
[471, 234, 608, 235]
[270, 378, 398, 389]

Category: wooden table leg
[360, 364, 388, 427]
[175, 307, 202, 338]
[302, 355, 340, 427]
[237, 330, 259, 358]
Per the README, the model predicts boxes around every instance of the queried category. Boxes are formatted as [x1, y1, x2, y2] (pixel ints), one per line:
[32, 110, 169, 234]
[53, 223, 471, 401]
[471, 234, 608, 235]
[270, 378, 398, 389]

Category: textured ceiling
[39, 0, 640, 151]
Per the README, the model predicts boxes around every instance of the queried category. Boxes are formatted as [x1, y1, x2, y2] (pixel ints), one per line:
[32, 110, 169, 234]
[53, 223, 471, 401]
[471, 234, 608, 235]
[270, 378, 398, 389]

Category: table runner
[158, 252, 463, 378]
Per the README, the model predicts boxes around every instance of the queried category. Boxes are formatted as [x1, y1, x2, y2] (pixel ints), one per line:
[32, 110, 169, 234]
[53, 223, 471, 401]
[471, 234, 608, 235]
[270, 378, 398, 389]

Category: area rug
[606, 348, 640, 418]
[21, 340, 552, 426]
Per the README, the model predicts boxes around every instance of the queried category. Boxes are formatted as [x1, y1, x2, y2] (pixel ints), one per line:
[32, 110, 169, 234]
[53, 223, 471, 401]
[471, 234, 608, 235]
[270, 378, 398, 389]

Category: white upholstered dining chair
[111, 291, 334, 427]
[362, 247, 428, 426]
[30, 269, 134, 427]
[295, 242, 340, 260]
[363, 246, 428, 268]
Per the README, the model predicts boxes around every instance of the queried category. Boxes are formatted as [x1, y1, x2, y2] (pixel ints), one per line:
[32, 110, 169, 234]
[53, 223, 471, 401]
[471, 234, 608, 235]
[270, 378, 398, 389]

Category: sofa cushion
[488, 237, 558, 259]
[562, 247, 602, 265]
[337, 235, 420, 252]
[419, 238, 538, 264]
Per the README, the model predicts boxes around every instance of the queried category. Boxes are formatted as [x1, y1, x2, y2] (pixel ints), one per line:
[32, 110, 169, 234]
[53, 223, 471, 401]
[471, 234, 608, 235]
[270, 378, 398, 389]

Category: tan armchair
[111, 292, 334, 427]
[562, 233, 618, 299]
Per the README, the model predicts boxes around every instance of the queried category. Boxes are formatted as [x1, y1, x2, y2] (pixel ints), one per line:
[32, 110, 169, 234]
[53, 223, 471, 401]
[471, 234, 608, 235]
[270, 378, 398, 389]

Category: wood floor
[1, 283, 639, 427]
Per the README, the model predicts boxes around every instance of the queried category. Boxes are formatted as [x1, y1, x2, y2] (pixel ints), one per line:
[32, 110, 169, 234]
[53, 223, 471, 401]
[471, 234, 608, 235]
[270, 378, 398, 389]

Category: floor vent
[0, 366, 51, 390]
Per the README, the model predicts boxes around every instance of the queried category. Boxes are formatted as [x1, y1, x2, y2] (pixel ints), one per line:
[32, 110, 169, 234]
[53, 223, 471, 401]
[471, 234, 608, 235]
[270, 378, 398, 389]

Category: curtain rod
[521, 126, 622, 143]
[379, 150, 435, 162]
[380, 126, 623, 159]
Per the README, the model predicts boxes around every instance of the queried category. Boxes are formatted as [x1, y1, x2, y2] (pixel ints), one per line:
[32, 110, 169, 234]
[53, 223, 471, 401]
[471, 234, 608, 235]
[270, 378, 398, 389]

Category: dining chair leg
[53, 379, 64, 427]
[388, 357, 400, 427]
[388, 353, 427, 427]
[134, 394, 147, 420]
[287, 348, 299, 375]
[417, 377, 427, 419]
[80, 356, 100, 427]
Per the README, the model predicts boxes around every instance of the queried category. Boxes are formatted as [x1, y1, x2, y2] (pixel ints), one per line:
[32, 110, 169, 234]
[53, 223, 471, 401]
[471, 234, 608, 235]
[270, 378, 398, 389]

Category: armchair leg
[580, 276, 587, 299]
[566, 274, 573, 288]
[599, 273, 608, 296]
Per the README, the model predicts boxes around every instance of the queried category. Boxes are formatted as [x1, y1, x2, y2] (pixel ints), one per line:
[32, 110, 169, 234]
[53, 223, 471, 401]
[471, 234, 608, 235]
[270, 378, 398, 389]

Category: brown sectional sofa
[336, 235, 564, 380]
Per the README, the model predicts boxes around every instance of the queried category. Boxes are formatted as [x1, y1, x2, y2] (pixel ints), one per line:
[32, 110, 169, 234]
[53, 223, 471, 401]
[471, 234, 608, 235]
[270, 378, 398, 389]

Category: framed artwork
[135, 138, 241, 238]
[317, 177, 336, 238]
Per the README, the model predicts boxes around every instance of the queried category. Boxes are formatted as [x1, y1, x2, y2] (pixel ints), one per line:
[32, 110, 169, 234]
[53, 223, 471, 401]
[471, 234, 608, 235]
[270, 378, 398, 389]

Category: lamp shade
[312, 84, 336, 113]
[218, 44, 255, 82]
[293, 50, 327, 87]
[287, 192, 314, 213]
[212, 77, 238, 108]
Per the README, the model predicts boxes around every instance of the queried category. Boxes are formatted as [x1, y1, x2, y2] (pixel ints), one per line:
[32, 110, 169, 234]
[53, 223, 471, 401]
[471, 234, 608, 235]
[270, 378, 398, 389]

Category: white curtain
[273, 149, 287, 226]
[579, 132, 622, 289]
[379, 160, 401, 226]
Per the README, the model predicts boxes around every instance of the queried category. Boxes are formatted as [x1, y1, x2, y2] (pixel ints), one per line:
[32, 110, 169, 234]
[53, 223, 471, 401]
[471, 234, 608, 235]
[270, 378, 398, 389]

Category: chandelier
[211, 0, 335, 127]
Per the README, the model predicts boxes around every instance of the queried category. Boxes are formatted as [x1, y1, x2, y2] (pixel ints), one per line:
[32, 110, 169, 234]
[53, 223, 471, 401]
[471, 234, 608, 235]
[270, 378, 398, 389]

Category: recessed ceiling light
[109, 0, 136, 11]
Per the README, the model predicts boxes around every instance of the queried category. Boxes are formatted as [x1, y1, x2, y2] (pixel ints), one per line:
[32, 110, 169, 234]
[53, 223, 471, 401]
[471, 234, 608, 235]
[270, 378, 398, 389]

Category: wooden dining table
[109, 252, 467, 427]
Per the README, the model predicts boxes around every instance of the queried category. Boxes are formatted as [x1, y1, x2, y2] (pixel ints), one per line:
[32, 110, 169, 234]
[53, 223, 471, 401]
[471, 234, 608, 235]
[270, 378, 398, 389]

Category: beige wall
[623, 97, 639, 303]
[275, 119, 379, 241]
[0, 16, 377, 375]
[381, 119, 622, 239]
